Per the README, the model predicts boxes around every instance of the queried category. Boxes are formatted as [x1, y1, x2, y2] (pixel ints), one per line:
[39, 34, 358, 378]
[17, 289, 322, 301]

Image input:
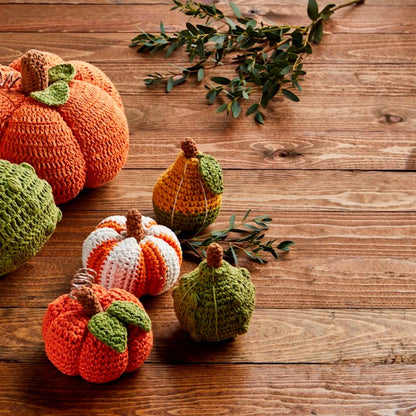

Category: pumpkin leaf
[30, 81, 70, 106]
[107, 301, 152, 332]
[198, 154, 224, 195]
[88, 312, 128, 353]
[48, 63, 76, 83]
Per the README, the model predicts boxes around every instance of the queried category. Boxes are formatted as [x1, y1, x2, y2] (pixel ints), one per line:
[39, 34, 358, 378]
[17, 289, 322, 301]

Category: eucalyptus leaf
[131, 0, 365, 123]
[307, 0, 319, 20]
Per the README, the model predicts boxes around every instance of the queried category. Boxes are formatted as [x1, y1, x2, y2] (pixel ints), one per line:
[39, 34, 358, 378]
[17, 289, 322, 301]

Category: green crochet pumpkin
[0, 160, 62, 276]
[172, 243, 255, 342]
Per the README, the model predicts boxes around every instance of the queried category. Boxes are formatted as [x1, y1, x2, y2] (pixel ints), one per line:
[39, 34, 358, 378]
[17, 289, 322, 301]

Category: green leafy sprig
[130, 0, 364, 123]
[180, 210, 294, 266]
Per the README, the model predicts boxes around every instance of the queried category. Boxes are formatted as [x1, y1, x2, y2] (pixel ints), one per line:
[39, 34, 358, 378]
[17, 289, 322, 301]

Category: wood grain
[57, 169, 416, 212]
[82, 62, 416, 98]
[1, 0, 416, 414]
[0, 0, 412, 5]
[0, 3, 412, 34]
[1, 212, 416, 309]
[3, 307, 416, 364]
[1, 33, 415, 64]
[126, 130, 416, 171]
[1, 363, 416, 415]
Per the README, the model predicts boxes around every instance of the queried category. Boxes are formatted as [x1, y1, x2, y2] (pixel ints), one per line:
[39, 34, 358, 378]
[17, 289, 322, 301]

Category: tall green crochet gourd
[0, 160, 62, 276]
[172, 243, 255, 342]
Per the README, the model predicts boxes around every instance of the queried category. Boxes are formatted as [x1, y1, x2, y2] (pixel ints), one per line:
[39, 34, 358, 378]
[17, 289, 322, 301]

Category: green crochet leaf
[107, 301, 152, 332]
[198, 154, 224, 195]
[30, 81, 70, 106]
[87, 312, 128, 353]
[48, 63, 76, 83]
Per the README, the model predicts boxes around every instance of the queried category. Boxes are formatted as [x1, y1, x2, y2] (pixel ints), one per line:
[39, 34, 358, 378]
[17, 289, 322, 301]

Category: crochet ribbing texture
[0, 159, 62, 275]
[0, 49, 129, 204]
[82, 212, 182, 297]
[172, 244, 256, 342]
[42, 282, 153, 384]
[153, 138, 223, 232]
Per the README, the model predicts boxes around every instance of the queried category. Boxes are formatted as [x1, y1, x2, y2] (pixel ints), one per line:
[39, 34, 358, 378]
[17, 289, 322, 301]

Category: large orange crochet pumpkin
[42, 270, 153, 383]
[0, 49, 129, 204]
[82, 209, 182, 297]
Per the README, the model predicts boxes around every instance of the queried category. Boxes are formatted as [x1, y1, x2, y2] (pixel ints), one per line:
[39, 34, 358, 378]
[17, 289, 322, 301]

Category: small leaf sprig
[130, 0, 365, 123]
[180, 210, 294, 266]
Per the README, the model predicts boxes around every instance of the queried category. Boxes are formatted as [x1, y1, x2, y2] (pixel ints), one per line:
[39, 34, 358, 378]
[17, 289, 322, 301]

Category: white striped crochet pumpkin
[82, 209, 182, 297]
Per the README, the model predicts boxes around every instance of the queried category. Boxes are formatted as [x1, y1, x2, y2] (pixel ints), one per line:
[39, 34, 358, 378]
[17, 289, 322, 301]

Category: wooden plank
[58, 169, 416, 212]
[126, 130, 416, 171]
[3, 48, 414, 170]
[1, 363, 416, 415]
[1, 212, 416, 309]
[0, 0, 412, 5]
[0, 4, 414, 33]
[84, 62, 416, 98]
[3, 307, 416, 364]
[1, 33, 414, 64]
[121, 93, 415, 133]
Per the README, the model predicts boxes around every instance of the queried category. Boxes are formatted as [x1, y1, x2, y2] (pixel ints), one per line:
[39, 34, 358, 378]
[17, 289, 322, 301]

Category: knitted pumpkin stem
[181, 137, 199, 158]
[20, 49, 49, 94]
[74, 286, 103, 316]
[126, 209, 145, 241]
[207, 243, 223, 268]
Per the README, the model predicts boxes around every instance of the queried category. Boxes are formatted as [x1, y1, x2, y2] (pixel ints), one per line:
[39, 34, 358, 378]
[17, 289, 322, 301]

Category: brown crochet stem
[74, 286, 103, 317]
[181, 137, 199, 158]
[207, 243, 223, 268]
[126, 209, 145, 241]
[20, 49, 49, 94]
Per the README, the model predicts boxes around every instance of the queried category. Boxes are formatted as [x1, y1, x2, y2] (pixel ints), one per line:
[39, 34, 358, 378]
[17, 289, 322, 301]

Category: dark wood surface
[1, 0, 416, 414]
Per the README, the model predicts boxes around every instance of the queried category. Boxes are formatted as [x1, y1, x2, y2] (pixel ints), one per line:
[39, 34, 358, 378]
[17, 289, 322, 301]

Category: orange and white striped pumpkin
[82, 209, 182, 297]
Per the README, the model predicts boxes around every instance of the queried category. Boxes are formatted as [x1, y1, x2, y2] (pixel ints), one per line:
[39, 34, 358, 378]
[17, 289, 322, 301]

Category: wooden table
[1, 0, 416, 414]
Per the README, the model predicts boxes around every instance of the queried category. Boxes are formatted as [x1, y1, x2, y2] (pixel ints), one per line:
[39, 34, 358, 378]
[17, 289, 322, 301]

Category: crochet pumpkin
[153, 138, 223, 232]
[173, 243, 255, 342]
[42, 269, 153, 383]
[0, 49, 129, 204]
[82, 209, 182, 297]
[0, 159, 62, 276]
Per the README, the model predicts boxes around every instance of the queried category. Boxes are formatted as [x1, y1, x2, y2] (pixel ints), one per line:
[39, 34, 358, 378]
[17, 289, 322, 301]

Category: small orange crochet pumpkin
[42, 270, 153, 383]
[82, 209, 182, 297]
[0, 49, 129, 204]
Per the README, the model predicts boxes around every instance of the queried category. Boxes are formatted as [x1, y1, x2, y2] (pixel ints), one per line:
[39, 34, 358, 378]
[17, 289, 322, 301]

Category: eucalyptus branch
[180, 210, 294, 266]
[130, 0, 365, 124]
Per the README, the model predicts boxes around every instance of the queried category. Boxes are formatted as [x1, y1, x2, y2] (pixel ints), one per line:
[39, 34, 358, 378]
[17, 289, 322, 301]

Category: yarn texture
[0, 49, 129, 204]
[172, 243, 255, 342]
[0, 159, 61, 276]
[153, 138, 223, 232]
[82, 209, 182, 297]
[42, 279, 153, 384]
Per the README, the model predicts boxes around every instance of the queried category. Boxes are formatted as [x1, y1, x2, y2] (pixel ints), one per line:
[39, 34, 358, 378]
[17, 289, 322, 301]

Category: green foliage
[107, 301, 152, 332]
[181, 210, 294, 266]
[130, 0, 364, 123]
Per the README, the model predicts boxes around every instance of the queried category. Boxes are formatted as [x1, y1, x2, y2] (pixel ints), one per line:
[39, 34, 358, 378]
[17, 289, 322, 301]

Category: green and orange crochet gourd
[42, 270, 153, 383]
[173, 243, 255, 342]
[0, 49, 129, 204]
[153, 138, 223, 232]
[0, 159, 61, 276]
